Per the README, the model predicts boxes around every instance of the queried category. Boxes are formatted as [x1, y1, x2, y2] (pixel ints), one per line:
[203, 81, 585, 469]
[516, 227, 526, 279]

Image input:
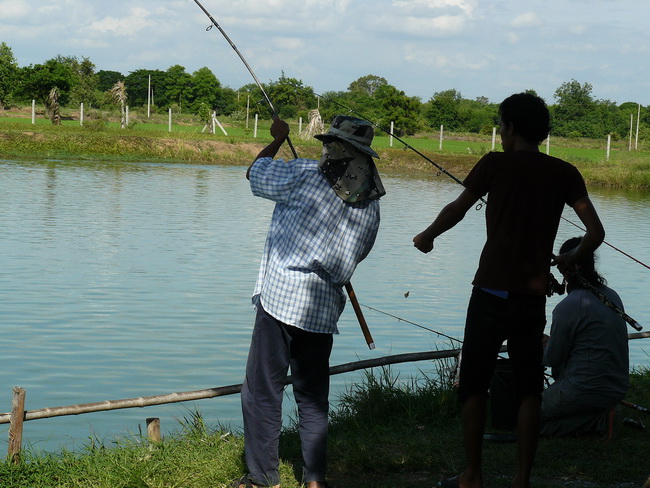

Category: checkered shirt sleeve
[249, 157, 380, 334]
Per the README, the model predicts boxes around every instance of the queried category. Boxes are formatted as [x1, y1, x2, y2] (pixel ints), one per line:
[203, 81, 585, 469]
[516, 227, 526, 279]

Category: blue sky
[2, 0, 648, 105]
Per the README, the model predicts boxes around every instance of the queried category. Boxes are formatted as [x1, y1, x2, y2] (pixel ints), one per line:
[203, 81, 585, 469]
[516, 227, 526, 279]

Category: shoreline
[1, 120, 649, 189]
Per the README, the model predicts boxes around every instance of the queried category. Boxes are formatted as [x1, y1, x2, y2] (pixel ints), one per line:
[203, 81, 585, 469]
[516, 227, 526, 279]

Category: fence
[4, 332, 649, 464]
[1, 348, 464, 464]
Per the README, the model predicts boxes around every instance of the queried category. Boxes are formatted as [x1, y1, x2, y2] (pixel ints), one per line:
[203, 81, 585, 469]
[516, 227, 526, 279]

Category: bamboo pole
[1, 332, 648, 427]
[8, 387, 26, 464]
[0, 349, 465, 426]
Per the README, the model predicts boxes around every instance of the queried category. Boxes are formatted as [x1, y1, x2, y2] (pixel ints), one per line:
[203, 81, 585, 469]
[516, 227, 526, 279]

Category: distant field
[2, 107, 649, 188]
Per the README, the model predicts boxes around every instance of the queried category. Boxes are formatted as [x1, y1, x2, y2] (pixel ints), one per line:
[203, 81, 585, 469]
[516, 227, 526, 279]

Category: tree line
[1, 41, 648, 140]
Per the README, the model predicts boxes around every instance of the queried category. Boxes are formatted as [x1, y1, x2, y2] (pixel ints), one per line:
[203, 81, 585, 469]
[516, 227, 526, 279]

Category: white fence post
[606, 134, 611, 160]
[80, 103, 84, 126]
[254, 114, 258, 138]
[439, 125, 443, 150]
[168, 108, 172, 132]
[491, 127, 496, 150]
[390, 121, 394, 147]
[31, 100, 35, 124]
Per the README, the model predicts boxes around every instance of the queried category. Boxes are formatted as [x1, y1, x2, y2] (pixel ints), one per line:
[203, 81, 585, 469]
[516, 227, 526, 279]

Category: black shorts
[457, 287, 546, 403]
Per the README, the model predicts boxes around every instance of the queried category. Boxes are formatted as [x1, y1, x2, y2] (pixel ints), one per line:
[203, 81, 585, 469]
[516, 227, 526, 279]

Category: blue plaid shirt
[249, 156, 381, 334]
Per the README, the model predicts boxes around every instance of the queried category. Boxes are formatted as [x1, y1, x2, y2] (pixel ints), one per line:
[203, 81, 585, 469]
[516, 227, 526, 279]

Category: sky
[2, 0, 649, 106]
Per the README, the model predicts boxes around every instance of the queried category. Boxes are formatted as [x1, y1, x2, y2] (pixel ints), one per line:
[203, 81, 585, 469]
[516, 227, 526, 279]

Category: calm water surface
[1, 159, 648, 452]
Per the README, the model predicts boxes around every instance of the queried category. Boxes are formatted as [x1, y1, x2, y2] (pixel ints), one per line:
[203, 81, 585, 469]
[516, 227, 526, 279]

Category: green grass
[2, 366, 649, 488]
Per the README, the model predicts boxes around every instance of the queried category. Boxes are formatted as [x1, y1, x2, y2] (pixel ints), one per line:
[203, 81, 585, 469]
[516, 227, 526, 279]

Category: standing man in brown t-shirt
[413, 93, 605, 488]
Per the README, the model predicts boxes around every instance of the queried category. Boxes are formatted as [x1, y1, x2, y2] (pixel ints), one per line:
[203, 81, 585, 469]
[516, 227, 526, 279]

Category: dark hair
[498, 93, 551, 144]
[559, 236, 606, 288]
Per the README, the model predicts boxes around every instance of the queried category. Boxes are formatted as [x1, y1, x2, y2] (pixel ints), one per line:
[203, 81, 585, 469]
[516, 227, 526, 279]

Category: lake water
[1, 159, 648, 453]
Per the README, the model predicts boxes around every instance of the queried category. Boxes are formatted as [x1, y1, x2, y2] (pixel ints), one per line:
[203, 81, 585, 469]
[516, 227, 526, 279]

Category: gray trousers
[540, 381, 614, 437]
[241, 305, 333, 486]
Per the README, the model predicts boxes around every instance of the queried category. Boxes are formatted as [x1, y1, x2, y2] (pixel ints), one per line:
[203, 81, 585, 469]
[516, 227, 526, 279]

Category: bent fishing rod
[191, 0, 375, 349]
[303, 87, 650, 273]
[191, 0, 297, 158]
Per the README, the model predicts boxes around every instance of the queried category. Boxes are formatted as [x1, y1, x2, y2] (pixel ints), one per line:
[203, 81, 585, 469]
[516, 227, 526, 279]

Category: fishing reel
[547, 272, 566, 297]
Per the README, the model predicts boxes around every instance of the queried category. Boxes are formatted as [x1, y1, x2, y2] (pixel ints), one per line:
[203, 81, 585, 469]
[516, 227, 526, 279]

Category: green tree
[97, 70, 124, 92]
[265, 73, 316, 119]
[164, 65, 192, 111]
[348, 75, 388, 97]
[425, 89, 463, 131]
[374, 84, 423, 136]
[458, 97, 498, 134]
[190, 66, 220, 113]
[57, 55, 98, 106]
[14, 58, 74, 105]
[0, 42, 19, 108]
[124, 69, 165, 108]
[551, 79, 598, 138]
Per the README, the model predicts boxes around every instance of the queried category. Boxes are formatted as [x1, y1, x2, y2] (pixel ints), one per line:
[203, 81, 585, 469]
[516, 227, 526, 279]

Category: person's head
[498, 93, 551, 146]
[314, 115, 378, 159]
[558, 236, 606, 289]
[314, 115, 385, 203]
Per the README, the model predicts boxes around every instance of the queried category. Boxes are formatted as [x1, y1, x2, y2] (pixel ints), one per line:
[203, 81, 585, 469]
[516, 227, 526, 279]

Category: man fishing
[541, 237, 630, 437]
[237, 115, 385, 488]
[413, 93, 605, 488]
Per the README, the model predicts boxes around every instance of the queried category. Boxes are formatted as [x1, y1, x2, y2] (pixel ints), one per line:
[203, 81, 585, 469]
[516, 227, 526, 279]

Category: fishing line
[358, 303, 463, 345]
[304, 87, 650, 276]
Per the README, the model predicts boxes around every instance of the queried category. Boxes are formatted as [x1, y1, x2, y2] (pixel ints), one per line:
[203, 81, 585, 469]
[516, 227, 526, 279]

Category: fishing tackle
[191, 0, 298, 158]
[190, 0, 374, 348]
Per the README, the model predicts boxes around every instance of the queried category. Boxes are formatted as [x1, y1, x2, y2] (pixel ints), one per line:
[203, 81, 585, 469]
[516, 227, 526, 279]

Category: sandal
[230, 476, 281, 488]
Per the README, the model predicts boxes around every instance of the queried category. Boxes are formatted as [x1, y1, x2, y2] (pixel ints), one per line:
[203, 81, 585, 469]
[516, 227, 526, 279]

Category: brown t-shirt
[463, 150, 588, 295]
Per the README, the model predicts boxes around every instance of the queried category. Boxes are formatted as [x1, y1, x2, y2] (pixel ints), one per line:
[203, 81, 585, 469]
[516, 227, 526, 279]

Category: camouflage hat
[314, 115, 379, 158]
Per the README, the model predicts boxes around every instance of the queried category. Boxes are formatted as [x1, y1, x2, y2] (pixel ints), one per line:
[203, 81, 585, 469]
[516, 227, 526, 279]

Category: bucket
[489, 358, 517, 431]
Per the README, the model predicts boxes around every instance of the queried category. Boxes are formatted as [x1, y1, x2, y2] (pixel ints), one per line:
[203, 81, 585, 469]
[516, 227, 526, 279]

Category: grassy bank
[2, 112, 650, 189]
[2, 366, 649, 488]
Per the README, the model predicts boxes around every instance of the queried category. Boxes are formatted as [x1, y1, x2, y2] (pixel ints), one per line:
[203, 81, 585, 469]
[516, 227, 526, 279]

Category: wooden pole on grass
[146, 417, 161, 442]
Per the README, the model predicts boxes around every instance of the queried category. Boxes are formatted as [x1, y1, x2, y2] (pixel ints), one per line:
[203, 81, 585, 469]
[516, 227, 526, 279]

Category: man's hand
[413, 230, 434, 253]
[247, 116, 291, 179]
[269, 116, 290, 141]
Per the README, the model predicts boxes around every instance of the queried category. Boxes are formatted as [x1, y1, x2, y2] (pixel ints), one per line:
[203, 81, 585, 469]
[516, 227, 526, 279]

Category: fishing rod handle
[345, 283, 375, 350]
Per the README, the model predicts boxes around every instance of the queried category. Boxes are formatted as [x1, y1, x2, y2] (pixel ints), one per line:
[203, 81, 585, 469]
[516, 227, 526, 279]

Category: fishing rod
[304, 87, 650, 274]
[190, 0, 375, 349]
[191, 0, 297, 158]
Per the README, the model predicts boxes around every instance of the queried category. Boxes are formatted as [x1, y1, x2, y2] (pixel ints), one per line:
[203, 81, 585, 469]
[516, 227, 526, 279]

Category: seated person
[541, 237, 630, 437]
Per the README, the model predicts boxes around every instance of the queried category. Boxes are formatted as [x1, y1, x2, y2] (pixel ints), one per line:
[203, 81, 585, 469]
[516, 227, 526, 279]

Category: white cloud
[569, 24, 588, 35]
[84, 8, 156, 37]
[0, 0, 30, 19]
[510, 12, 540, 28]
[393, 0, 477, 16]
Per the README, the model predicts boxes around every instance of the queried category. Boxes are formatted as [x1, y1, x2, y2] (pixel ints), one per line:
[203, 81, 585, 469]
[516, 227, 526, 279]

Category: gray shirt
[544, 284, 629, 406]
